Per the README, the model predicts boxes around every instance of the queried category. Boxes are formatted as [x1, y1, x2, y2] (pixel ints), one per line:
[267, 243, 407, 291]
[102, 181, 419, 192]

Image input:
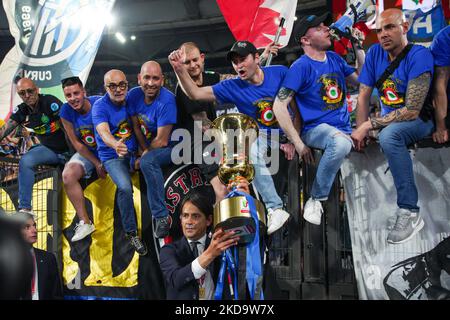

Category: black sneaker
[153, 215, 172, 238]
[126, 232, 147, 255]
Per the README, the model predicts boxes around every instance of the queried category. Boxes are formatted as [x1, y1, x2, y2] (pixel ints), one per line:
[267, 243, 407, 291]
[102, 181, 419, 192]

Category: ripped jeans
[302, 123, 353, 200]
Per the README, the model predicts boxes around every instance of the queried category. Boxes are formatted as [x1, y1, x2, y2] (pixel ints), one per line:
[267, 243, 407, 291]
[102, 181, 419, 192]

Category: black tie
[191, 241, 199, 258]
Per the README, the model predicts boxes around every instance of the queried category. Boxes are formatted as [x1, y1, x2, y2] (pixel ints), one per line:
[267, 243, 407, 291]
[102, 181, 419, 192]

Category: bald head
[138, 61, 164, 103]
[16, 78, 39, 107]
[375, 8, 409, 56]
[376, 8, 406, 28]
[104, 69, 126, 85]
[140, 61, 162, 76]
[104, 69, 128, 105]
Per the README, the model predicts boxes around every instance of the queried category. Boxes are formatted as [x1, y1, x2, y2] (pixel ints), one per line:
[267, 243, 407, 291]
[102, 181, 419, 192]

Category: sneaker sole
[71, 228, 95, 243]
[267, 213, 290, 235]
[303, 213, 322, 226]
[387, 218, 424, 245]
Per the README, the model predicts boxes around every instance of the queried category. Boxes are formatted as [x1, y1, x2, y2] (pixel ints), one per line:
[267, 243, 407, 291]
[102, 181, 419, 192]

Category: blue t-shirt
[127, 86, 178, 146]
[60, 96, 102, 155]
[91, 94, 137, 162]
[212, 65, 288, 131]
[282, 51, 355, 134]
[430, 26, 450, 103]
[359, 43, 434, 116]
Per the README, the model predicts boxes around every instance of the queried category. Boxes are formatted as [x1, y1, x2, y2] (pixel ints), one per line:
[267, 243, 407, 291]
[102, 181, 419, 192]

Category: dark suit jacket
[25, 248, 63, 300]
[160, 235, 230, 300]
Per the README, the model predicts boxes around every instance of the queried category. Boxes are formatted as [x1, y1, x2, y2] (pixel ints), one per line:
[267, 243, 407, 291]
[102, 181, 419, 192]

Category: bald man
[351, 8, 435, 244]
[92, 69, 147, 255]
[127, 61, 177, 239]
[1, 78, 69, 214]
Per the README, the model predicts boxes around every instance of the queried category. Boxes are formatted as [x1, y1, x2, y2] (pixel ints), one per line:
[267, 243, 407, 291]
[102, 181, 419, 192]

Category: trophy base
[213, 196, 266, 245]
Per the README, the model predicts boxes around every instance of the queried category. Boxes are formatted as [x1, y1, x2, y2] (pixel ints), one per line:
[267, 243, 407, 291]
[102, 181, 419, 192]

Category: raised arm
[169, 47, 216, 102]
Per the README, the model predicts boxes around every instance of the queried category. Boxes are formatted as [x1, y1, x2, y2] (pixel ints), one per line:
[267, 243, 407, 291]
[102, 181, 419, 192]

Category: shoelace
[393, 213, 411, 231]
[130, 236, 144, 250]
[74, 222, 81, 232]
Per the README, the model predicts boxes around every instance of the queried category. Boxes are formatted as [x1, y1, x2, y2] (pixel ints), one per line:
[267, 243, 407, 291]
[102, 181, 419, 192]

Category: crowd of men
[0, 8, 449, 300]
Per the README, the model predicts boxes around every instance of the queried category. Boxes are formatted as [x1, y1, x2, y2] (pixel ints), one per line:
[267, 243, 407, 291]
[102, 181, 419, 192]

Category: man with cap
[169, 39, 299, 236]
[60, 76, 104, 242]
[0, 78, 70, 214]
[273, 13, 365, 226]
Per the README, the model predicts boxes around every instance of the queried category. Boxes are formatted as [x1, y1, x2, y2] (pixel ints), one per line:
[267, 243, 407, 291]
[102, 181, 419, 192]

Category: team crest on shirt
[137, 115, 151, 141]
[79, 128, 96, 148]
[380, 78, 404, 107]
[114, 120, 133, 140]
[254, 98, 278, 127]
[319, 75, 345, 111]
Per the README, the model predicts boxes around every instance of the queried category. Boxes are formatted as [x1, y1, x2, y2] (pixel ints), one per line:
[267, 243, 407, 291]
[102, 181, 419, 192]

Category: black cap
[226, 41, 257, 62]
[293, 13, 331, 44]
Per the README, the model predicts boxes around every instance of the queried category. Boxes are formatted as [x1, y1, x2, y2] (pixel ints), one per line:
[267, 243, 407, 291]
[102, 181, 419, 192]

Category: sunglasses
[17, 88, 36, 97]
[106, 81, 128, 91]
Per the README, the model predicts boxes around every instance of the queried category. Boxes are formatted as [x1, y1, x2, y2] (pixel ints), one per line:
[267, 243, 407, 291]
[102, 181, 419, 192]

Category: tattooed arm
[355, 83, 374, 127]
[432, 66, 449, 144]
[369, 72, 431, 129]
[0, 119, 20, 141]
[192, 111, 213, 132]
[273, 87, 313, 163]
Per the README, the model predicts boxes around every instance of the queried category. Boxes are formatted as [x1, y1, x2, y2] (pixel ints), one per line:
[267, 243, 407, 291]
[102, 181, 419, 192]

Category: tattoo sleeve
[370, 72, 431, 129]
[192, 111, 213, 129]
[0, 119, 19, 141]
[277, 87, 295, 102]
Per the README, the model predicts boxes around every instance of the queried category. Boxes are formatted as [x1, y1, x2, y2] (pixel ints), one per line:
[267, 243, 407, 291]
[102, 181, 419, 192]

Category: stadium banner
[0, 0, 114, 121]
[341, 144, 450, 300]
[0, 0, 42, 121]
[216, 0, 298, 49]
[404, 0, 446, 46]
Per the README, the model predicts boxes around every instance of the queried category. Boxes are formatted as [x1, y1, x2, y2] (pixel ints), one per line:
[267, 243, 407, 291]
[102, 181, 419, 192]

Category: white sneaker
[267, 208, 290, 235]
[71, 220, 95, 242]
[303, 198, 323, 225]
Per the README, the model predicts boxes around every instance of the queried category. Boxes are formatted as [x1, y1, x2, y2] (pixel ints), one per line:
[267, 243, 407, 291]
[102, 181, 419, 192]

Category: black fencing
[0, 157, 62, 260]
[269, 150, 358, 300]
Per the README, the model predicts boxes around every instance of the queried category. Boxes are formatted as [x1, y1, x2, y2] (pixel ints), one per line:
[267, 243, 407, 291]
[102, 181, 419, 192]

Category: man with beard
[351, 9, 435, 244]
[127, 61, 177, 239]
[273, 13, 365, 226]
[60, 76, 105, 242]
[92, 69, 147, 255]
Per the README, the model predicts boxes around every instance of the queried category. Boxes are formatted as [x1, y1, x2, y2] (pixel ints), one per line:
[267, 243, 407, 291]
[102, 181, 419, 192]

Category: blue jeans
[19, 144, 67, 210]
[139, 147, 173, 219]
[103, 157, 137, 233]
[250, 135, 283, 210]
[378, 117, 434, 212]
[302, 124, 353, 200]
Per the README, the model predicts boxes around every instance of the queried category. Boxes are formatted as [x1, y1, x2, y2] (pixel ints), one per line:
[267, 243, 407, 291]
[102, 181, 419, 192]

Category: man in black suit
[17, 212, 63, 300]
[159, 183, 245, 300]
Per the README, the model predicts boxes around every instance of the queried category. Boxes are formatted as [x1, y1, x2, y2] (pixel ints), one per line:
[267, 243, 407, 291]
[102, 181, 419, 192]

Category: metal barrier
[269, 150, 358, 300]
[0, 157, 62, 259]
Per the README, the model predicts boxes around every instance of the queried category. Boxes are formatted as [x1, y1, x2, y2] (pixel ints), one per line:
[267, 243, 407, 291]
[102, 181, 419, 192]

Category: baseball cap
[293, 13, 331, 44]
[226, 41, 258, 62]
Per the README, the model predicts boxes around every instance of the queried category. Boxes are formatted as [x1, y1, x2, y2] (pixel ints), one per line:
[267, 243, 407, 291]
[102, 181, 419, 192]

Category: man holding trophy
[168, 41, 292, 236]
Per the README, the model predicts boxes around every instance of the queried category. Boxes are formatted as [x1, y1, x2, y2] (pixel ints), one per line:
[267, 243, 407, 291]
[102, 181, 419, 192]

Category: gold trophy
[212, 113, 266, 244]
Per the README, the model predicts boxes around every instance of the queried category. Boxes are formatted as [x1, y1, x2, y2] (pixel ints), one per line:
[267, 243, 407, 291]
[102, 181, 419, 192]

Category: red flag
[216, 0, 298, 48]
